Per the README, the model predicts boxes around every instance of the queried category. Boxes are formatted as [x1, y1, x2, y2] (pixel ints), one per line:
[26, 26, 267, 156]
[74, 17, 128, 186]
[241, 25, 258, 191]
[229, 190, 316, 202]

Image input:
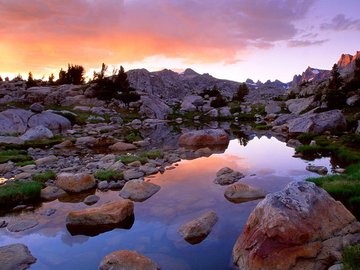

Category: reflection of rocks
[7, 220, 38, 232]
[306, 165, 328, 175]
[0, 244, 36, 270]
[233, 181, 360, 270]
[119, 179, 160, 202]
[224, 183, 268, 203]
[214, 167, 244, 186]
[179, 211, 218, 244]
[56, 173, 96, 193]
[179, 145, 227, 160]
[99, 250, 160, 270]
[179, 129, 229, 147]
[66, 200, 134, 236]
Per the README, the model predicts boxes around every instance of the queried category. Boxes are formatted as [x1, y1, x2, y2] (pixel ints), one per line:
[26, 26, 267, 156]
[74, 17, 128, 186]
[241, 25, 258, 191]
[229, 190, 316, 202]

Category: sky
[0, 0, 359, 82]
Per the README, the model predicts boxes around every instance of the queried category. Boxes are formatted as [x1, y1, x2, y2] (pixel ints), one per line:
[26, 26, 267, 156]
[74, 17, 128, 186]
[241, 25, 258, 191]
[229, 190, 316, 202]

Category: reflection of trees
[234, 131, 250, 146]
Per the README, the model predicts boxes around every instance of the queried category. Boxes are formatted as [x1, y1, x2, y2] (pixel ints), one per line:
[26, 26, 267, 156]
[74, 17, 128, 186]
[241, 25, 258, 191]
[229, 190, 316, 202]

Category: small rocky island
[0, 51, 360, 269]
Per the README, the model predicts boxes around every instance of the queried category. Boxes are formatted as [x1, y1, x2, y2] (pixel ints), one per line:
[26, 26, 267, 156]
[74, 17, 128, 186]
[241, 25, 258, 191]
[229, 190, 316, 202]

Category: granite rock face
[233, 181, 360, 270]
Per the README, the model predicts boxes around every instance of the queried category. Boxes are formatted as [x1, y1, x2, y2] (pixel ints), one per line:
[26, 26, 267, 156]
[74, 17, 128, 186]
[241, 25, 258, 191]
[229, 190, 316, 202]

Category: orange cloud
[0, 0, 317, 77]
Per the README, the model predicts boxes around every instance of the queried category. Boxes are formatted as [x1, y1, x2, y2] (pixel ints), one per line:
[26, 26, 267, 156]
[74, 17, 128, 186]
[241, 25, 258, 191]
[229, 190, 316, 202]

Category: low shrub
[343, 244, 360, 270]
[0, 150, 32, 164]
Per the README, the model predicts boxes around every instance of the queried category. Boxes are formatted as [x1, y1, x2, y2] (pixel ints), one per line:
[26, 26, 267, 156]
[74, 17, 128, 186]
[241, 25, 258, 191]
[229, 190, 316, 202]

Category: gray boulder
[29, 103, 44, 113]
[214, 167, 244, 185]
[287, 110, 347, 135]
[286, 96, 315, 115]
[28, 111, 71, 133]
[306, 165, 328, 175]
[20, 125, 53, 141]
[0, 244, 36, 270]
[140, 95, 171, 119]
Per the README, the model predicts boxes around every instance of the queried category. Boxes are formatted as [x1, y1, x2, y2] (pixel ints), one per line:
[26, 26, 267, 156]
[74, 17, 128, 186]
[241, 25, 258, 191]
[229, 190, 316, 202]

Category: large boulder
[99, 250, 160, 270]
[119, 179, 160, 202]
[0, 244, 37, 270]
[28, 111, 71, 133]
[56, 173, 96, 193]
[233, 181, 360, 270]
[109, 142, 137, 152]
[179, 211, 218, 244]
[66, 200, 134, 228]
[178, 129, 229, 147]
[286, 96, 315, 115]
[19, 125, 53, 141]
[287, 109, 347, 135]
[0, 109, 33, 134]
[180, 95, 204, 112]
[224, 183, 268, 203]
[140, 95, 171, 119]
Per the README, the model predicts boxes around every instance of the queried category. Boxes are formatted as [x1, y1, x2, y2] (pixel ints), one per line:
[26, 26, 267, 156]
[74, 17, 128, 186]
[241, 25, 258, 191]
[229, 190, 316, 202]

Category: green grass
[296, 133, 317, 144]
[1, 135, 66, 150]
[254, 124, 271, 130]
[0, 149, 33, 164]
[94, 169, 123, 181]
[307, 163, 360, 218]
[32, 170, 56, 183]
[116, 150, 163, 165]
[343, 244, 360, 270]
[125, 132, 142, 143]
[16, 160, 36, 167]
[0, 181, 43, 206]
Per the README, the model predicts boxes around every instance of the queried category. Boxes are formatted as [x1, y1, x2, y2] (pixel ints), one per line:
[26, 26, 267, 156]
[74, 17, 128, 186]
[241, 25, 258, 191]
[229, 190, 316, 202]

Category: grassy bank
[0, 181, 42, 206]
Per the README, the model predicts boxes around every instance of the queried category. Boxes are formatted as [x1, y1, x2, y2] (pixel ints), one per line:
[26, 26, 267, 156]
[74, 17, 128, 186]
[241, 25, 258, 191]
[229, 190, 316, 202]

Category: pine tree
[26, 72, 37, 88]
[48, 73, 55, 85]
[233, 83, 249, 102]
[0, 76, 3, 82]
[326, 64, 345, 109]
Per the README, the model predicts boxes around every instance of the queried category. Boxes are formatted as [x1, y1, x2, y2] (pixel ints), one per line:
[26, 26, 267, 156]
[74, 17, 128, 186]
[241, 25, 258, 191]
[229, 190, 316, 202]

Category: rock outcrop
[233, 181, 360, 270]
[179, 211, 218, 244]
[99, 250, 160, 270]
[0, 244, 37, 270]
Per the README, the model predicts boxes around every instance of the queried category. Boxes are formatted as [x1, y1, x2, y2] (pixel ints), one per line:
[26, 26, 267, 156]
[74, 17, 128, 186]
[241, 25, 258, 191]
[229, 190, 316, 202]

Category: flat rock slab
[119, 179, 160, 202]
[7, 220, 38, 232]
[179, 211, 218, 244]
[0, 244, 37, 270]
[306, 165, 328, 175]
[224, 183, 268, 203]
[99, 250, 160, 270]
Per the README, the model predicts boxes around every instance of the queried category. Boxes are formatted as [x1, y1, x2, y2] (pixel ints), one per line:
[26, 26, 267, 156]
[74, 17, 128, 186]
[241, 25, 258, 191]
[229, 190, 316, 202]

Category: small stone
[123, 169, 144, 181]
[108, 180, 125, 190]
[12, 205, 27, 211]
[30, 103, 44, 113]
[306, 165, 328, 175]
[40, 208, 56, 216]
[119, 179, 160, 202]
[83, 195, 100, 205]
[109, 142, 137, 152]
[334, 168, 346, 174]
[98, 181, 109, 190]
[35, 155, 58, 166]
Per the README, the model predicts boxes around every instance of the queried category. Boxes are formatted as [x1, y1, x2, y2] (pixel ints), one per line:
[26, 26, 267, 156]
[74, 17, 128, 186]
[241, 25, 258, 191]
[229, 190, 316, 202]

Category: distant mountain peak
[182, 68, 199, 76]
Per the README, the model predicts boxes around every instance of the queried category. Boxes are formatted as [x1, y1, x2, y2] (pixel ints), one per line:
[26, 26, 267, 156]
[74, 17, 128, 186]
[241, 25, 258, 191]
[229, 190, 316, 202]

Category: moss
[1, 135, 66, 150]
[117, 155, 148, 165]
[0, 149, 32, 164]
[142, 149, 163, 160]
[32, 170, 56, 183]
[0, 181, 42, 206]
[343, 244, 360, 270]
[94, 169, 123, 181]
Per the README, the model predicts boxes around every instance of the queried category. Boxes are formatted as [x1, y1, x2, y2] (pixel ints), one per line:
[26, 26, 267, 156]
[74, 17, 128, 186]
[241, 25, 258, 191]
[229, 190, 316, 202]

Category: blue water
[0, 136, 333, 269]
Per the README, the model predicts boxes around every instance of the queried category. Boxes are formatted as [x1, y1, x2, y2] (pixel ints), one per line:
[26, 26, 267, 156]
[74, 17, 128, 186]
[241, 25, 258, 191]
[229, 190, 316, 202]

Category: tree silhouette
[48, 73, 55, 85]
[56, 64, 85, 85]
[211, 93, 227, 108]
[233, 83, 249, 102]
[326, 64, 345, 109]
[0, 76, 3, 82]
[26, 72, 37, 88]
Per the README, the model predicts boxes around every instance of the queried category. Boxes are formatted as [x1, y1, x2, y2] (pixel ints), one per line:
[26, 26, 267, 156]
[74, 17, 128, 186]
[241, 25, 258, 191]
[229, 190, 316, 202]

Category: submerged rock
[179, 211, 218, 244]
[40, 186, 67, 201]
[224, 183, 268, 203]
[0, 244, 37, 270]
[232, 181, 360, 270]
[7, 220, 38, 232]
[99, 250, 160, 270]
[214, 167, 244, 185]
[178, 129, 229, 147]
[119, 179, 160, 202]
[56, 173, 96, 193]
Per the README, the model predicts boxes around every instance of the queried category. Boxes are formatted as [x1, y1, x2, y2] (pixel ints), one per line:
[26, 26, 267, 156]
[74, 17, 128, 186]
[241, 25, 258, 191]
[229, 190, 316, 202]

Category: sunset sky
[0, 0, 359, 82]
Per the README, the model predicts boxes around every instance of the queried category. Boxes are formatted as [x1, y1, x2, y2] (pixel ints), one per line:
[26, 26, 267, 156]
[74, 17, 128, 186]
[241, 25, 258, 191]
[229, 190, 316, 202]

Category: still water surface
[0, 136, 333, 269]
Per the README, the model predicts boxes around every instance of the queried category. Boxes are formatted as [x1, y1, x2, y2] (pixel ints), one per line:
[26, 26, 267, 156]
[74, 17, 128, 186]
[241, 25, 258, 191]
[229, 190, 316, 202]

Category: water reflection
[0, 135, 334, 270]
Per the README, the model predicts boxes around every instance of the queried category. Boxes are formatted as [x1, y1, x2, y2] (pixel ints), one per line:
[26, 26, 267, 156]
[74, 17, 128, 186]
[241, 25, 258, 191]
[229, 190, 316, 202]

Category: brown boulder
[66, 200, 134, 228]
[99, 250, 160, 270]
[56, 173, 96, 193]
[109, 142, 137, 152]
[224, 183, 268, 203]
[0, 244, 37, 270]
[232, 181, 360, 270]
[178, 129, 229, 147]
